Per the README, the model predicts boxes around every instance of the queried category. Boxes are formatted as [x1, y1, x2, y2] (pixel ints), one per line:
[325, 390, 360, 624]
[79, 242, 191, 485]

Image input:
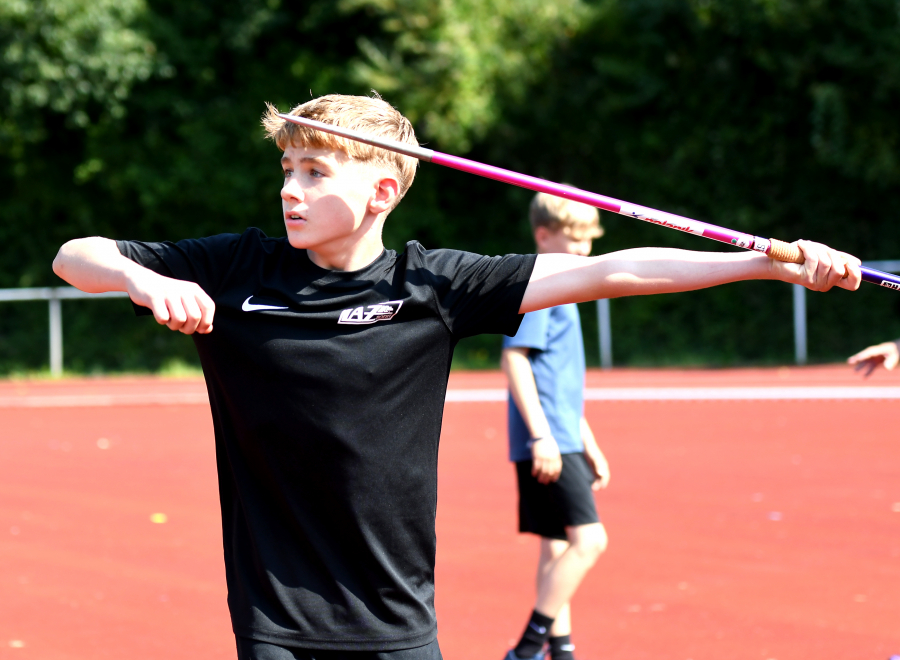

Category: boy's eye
[310, 169, 323, 178]
[282, 169, 292, 178]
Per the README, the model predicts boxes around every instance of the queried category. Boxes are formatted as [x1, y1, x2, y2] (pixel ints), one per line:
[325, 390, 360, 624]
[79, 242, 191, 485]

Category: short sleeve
[502, 309, 550, 351]
[116, 233, 242, 295]
[412, 244, 537, 338]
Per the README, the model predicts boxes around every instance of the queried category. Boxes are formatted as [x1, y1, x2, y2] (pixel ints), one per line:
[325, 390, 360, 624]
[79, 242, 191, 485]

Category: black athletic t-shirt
[117, 228, 536, 651]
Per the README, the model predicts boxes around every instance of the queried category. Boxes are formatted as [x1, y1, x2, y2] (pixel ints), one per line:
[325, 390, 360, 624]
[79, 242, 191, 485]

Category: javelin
[278, 113, 900, 291]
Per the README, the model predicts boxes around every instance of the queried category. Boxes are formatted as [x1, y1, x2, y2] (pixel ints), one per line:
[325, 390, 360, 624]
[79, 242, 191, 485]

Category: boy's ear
[369, 175, 401, 214]
[534, 225, 550, 249]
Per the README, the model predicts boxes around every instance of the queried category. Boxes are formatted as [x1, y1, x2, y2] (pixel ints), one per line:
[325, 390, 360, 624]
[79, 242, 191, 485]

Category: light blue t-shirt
[503, 303, 586, 462]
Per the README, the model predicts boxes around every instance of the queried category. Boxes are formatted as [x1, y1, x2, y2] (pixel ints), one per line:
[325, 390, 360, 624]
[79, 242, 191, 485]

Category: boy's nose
[281, 178, 304, 202]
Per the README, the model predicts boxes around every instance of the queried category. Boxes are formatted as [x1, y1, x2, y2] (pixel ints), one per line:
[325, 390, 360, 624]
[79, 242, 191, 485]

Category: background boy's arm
[53, 237, 215, 334]
[520, 241, 861, 313]
[580, 418, 610, 491]
[501, 347, 562, 484]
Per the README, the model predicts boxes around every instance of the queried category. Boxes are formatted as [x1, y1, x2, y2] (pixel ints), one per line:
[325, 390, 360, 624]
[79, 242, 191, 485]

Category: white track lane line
[2, 386, 899, 408]
[0, 392, 210, 408]
[447, 387, 900, 402]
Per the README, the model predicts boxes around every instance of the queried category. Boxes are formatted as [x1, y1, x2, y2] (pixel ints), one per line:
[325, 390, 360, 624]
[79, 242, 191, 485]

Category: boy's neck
[306, 231, 386, 272]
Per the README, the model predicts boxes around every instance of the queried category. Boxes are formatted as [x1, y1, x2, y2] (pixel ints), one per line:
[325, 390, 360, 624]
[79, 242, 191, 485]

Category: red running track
[1, 367, 899, 659]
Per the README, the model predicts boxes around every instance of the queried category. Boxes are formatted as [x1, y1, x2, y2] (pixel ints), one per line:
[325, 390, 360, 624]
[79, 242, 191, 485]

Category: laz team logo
[338, 300, 403, 325]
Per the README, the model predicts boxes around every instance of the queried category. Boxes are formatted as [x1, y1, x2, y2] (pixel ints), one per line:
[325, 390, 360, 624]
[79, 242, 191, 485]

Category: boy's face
[280, 145, 396, 253]
[534, 225, 593, 256]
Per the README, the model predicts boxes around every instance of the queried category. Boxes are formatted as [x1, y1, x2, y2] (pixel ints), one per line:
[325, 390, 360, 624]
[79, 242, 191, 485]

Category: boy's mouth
[285, 212, 306, 222]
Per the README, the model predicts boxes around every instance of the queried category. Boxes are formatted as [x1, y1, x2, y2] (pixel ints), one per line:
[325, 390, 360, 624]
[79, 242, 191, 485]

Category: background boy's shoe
[505, 648, 546, 660]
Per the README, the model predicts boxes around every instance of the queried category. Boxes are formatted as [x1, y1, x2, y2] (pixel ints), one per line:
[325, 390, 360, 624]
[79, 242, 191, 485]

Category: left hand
[584, 446, 611, 491]
[771, 240, 861, 292]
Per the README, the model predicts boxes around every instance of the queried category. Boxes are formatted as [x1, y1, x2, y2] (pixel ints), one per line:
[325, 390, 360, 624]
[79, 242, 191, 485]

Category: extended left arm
[520, 241, 860, 313]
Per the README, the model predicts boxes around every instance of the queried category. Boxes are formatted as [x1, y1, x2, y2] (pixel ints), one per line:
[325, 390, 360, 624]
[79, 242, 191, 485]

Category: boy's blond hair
[262, 93, 419, 207]
[530, 190, 603, 241]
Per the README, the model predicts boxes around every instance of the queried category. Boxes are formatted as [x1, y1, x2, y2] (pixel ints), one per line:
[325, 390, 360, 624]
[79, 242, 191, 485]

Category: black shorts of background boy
[501, 192, 609, 660]
[53, 93, 861, 660]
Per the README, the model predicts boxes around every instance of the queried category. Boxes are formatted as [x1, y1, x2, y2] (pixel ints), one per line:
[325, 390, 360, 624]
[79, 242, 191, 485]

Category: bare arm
[580, 417, 610, 490]
[520, 241, 861, 313]
[501, 346, 562, 484]
[53, 237, 215, 334]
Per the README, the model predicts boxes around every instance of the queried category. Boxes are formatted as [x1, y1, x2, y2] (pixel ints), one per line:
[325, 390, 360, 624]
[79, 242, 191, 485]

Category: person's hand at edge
[847, 340, 900, 378]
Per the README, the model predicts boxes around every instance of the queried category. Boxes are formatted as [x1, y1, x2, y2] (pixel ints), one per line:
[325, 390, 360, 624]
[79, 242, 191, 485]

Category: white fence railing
[2, 263, 896, 376]
[0, 287, 129, 377]
[595, 260, 899, 369]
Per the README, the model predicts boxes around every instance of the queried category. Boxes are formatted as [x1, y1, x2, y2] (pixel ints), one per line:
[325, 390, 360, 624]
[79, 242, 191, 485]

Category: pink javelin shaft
[277, 113, 900, 291]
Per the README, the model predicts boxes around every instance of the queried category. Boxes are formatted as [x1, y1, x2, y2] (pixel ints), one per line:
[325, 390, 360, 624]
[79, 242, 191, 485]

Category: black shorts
[515, 452, 600, 540]
[235, 637, 442, 660]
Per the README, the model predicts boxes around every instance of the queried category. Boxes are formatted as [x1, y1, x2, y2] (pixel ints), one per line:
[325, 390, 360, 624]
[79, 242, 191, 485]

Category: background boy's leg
[538, 540, 576, 660]
[538, 538, 572, 636]
[534, 523, 607, 617]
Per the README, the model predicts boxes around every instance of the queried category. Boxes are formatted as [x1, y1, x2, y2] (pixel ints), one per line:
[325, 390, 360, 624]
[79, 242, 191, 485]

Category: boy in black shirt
[53, 93, 861, 660]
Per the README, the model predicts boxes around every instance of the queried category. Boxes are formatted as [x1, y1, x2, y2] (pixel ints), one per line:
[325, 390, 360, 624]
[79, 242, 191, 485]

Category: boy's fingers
[796, 240, 820, 287]
[549, 465, 561, 482]
[532, 456, 560, 484]
[838, 254, 862, 290]
[180, 295, 204, 335]
[863, 360, 878, 377]
[834, 258, 861, 291]
[538, 461, 553, 484]
[851, 358, 875, 372]
[166, 298, 188, 331]
[848, 345, 887, 363]
[796, 241, 862, 291]
[197, 293, 216, 333]
[148, 296, 171, 326]
[532, 459, 545, 482]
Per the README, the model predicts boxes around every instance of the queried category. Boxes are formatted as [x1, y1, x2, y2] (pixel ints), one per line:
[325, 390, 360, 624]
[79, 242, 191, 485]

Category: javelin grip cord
[767, 238, 805, 265]
[278, 113, 900, 291]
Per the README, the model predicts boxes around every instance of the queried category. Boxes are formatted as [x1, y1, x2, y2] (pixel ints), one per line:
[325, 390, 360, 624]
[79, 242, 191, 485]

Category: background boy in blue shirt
[502, 192, 610, 660]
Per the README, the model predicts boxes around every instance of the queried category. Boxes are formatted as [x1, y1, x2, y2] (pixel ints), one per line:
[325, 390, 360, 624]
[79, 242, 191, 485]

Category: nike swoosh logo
[242, 296, 289, 312]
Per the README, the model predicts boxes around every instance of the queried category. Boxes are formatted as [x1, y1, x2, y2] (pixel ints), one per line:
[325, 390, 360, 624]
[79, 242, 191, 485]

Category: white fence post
[790, 261, 900, 366]
[49, 292, 63, 377]
[792, 284, 807, 365]
[0, 286, 129, 375]
[597, 298, 612, 370]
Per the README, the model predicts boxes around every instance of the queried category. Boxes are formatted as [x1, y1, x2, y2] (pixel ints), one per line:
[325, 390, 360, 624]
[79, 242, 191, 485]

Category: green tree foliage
[0, 0, 157, 142]
[0, 0, 374, 370]
[340, 0, 592, 151]
[1, 0, 899, 373]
